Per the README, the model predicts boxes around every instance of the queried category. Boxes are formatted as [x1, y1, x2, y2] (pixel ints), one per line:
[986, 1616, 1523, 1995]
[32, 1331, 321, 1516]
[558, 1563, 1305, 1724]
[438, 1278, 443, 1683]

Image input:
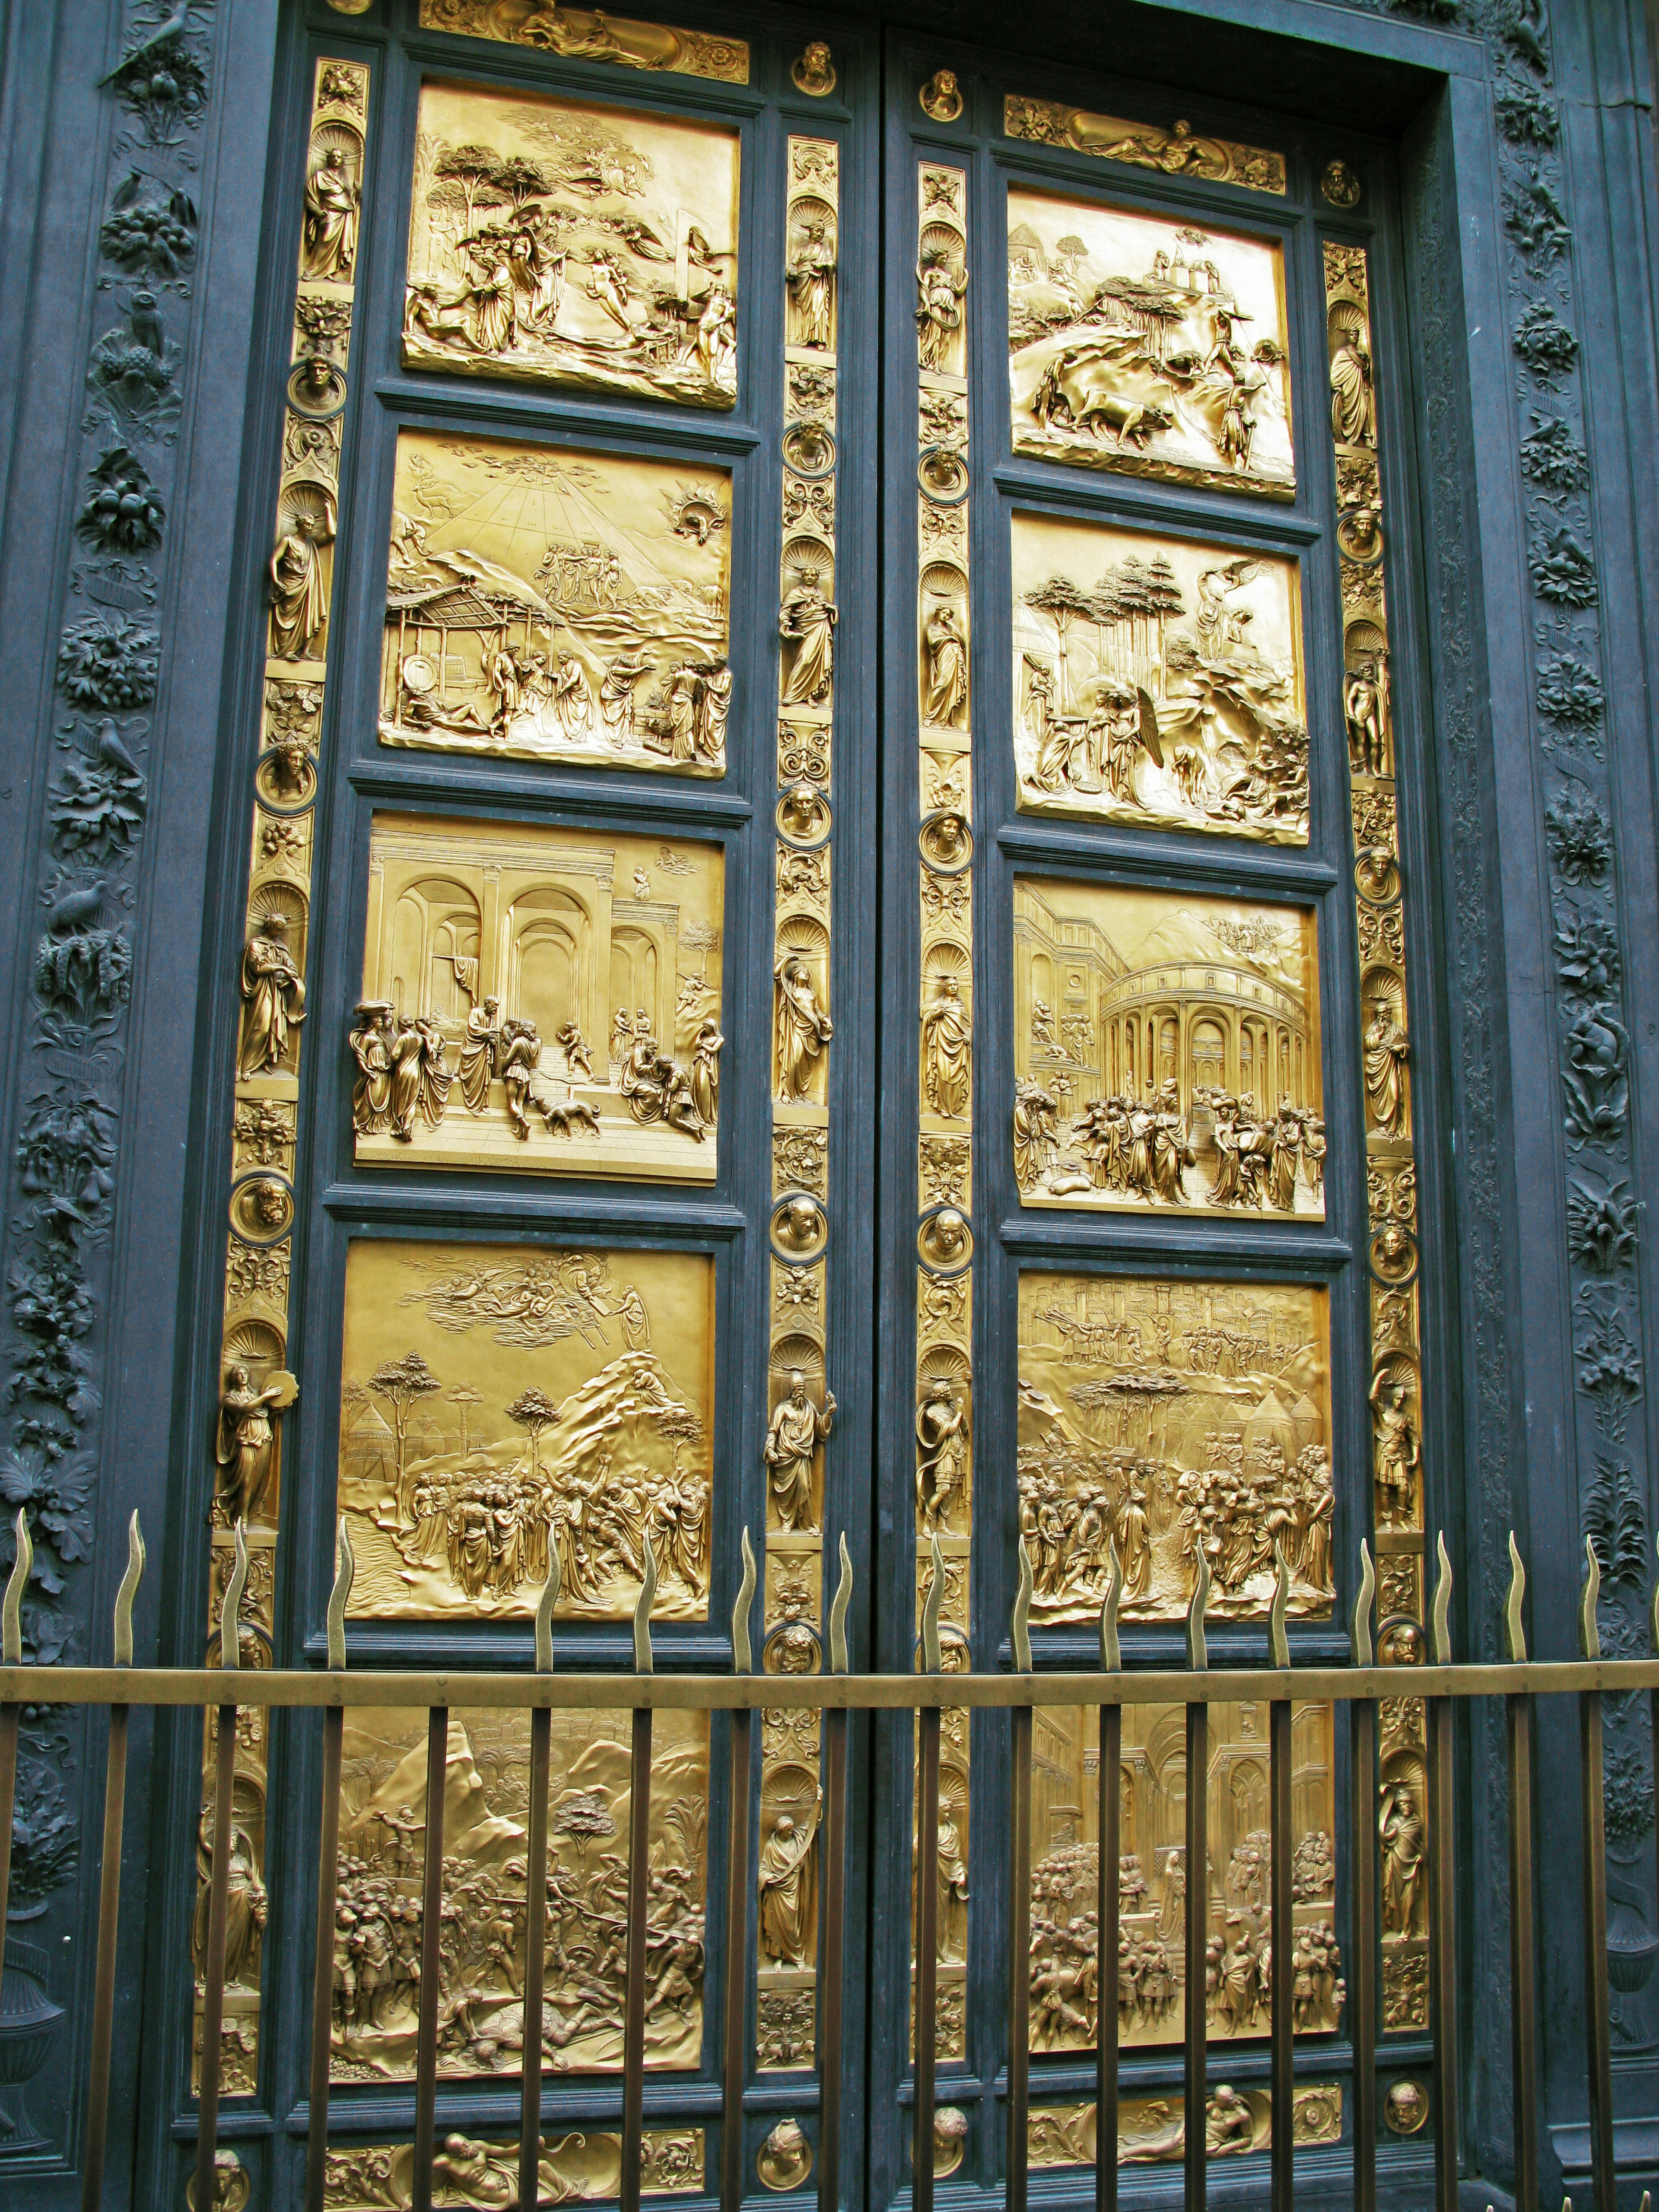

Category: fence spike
[1637, 2192, 1650, 2212]
[633, 1534, 658, 1675]
[829, 1532, 853, 1675]
[1099, 1538, 1122, 1674]
[326, 1516, 355, 1673]
[921, 1534, 944, 1675]
[1187, 1544, 1210, 1672]
[1012, 1533, 1033, 1674]
[1430, 1530, 1452, 1665]
[533, 1529, 560, 1678]
[731, 1527, 756, 1676]
[219, 1519, 249, 1673]
[112, 1510, 145, 1668]
[1269, 1542, 1290, 1670]
[1503, 1531, 1527, 1665]
[2, 1509, 30, 1665]
[1351, 1538, 1375, 1667]
[1580, 1530, 1601, 1662]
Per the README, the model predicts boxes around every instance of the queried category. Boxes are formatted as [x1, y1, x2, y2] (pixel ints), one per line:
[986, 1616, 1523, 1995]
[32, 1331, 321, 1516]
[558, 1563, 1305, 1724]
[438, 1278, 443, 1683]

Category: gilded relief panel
[326, 2128, 702, 2208]
[1007, 189, 1294, 499]
[1010, 512, 1308, 843]
[330, 1705, 709, 2082]
[1027, 1702, 1340, 2053]
[1003, 96, 1286, 197]
[1027, 2085, 1341, 2169]
[1012, 879, 1325, 1219]
[1017, 1271, 1333, 1622]
[353, 813, 724, 1182]
[404, 83, 738, 407]
[337, 1238, 714, 1622]
[417, 0, 747, 83]
[380, 432, 731, 776]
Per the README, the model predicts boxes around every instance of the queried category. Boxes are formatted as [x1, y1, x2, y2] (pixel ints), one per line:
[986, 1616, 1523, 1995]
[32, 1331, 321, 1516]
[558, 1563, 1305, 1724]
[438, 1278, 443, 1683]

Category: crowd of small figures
[350, 1001, 721, 1145]
[1015, 1076, 1324, 1211]
[331, 1838, 705, 2074]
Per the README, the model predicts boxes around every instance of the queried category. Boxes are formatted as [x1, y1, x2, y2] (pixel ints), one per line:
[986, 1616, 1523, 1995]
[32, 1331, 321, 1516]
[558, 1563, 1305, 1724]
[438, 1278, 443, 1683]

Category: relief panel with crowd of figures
[380, 432, 731, 777]
[404, 81, 739, 407]
[1017, 1271, 1333, 1623]
[1012, 878, 1324, 1219]
[352, 814, 724, 1181]
[336, 1238, 714, 1621]
[1007, 189, 1293, 498]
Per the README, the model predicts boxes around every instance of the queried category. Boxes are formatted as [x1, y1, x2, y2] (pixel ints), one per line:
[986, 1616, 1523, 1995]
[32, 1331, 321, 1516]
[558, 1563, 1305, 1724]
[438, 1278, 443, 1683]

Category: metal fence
[1, 1511, 1655, 2212]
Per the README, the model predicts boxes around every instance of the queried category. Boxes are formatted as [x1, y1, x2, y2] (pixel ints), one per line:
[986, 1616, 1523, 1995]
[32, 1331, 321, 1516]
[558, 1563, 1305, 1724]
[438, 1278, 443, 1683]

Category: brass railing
[1, 1513, 1656, 2212]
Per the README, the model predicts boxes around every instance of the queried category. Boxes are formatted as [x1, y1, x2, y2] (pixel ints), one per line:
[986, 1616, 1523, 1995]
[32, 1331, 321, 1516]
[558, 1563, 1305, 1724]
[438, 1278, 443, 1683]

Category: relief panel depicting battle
[1017, 1271, 1334, 1623]
[329, 1701, 709, 2081]
[1008, 189, 1294, 499]
[1012, 878, 1324, 1217]
[1011, 512, 1307, 843]
[404, 81, 738, 407]
[353, 814, 724, 1181]
[380, 431, 731, 778]
[337, 1238, 712, 1622]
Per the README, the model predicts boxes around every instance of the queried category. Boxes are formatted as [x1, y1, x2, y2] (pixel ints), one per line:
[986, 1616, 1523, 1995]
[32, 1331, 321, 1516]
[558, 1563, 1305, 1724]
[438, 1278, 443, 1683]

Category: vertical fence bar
[1183, 1558, 1210, 2212]
[1577, 1538, 1615, 2212]
[1426, 1538, 1459, 2212]
[1097, 1549, 1123, 2212]
[820, 1538, 853, 2212]
[83, 1514, 144, 2212]
[412, 1704, 449, 2212]
[519, 1551, 559, 2212]
[1007, 1541, 1035, 2212]
[1268, 1553, 1293, 2212]
[307, 1522, 352, 2212]
[1503, 1536, 1538, 2212]
[195, 1520, 248, 2212]
[622, 1540, 658, 2212]
[0, 1512, 34, 2006]
[721, 1533, 757, 2212]
[1350, 1545, 1378, 2212]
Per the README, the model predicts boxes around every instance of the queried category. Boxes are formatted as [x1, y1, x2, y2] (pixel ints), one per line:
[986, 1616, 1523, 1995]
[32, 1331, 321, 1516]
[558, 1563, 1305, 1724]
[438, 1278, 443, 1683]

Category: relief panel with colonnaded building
[404, 81, 739, 409]
[337, 1236, 713, 1623]
[380, 431, 731, 778]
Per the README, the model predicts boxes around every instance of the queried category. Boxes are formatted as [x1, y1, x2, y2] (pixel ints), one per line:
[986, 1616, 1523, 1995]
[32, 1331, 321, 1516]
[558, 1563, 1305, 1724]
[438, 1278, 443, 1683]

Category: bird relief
[1007, 190, 1294, 498]
[1012, 879, 1324, 1219]
[1011, 512, 1308, 845]
[404, 82, 739, 409]
[336, 1239, 715, 1626]
[380, 431, 731, 779]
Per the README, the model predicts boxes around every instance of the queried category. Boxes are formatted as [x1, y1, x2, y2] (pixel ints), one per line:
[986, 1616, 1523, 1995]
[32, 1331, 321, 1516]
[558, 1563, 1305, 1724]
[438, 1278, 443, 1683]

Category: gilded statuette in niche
[404, 82, 739, 407]
[1011, 512, 1307, 843]
[328, 1701, 709, 2082]
[1024, 1702, 1341, 2053]
[417, 0, 748, 83]
[337, 1237, 713, 1622]
[381, 432, 731, 777]
[1012, 879, 1323, 1218]
[1008, 190, 1294, 498]
[1017, 1271, 1333, 1622]
[354, 814, 723, 1182]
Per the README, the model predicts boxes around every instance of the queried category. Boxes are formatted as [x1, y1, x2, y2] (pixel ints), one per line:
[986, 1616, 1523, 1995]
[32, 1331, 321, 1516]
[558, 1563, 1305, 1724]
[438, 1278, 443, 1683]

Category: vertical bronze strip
[1008, 1702, 1033, 2212]
[1579, 1688, 1615, 2211]
[1349, 1696, 1378, 2212]
[1183, 1700, 1208, 2212]
[1096, 1702, 1121, 2212]
[621, 1705, 654, 2212]
[304, 1702, 343, 2212]
[1506, 1691, 1537, 2212]
[820, 1702, 849, 2212]
[518, 1703, 553, 2212]
[914, 1705, 942, 2212]
[194, 1706, 239, 2212]
[1425, 1694, 1457, 2212]
[412, 1706, 449, 2212]
[81, 1702, 129, 2212]
[1270, 1695, 1294, 2212]
[721, 1708, 753, 2211]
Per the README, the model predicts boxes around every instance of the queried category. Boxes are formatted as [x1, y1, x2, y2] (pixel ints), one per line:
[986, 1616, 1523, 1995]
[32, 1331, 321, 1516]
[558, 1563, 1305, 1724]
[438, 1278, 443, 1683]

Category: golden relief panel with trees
[405, 81, 739, 407]
[1017, 1272, 1334, 1622]
[1012, 878, 1324, 1218]
[327, 1703, 709, 2083]
[380, 432, 731, 778]
[353, 813, 724, 1182]
[1011, 511, 1308, 843]
[1026, 1702, 1340, 2053]
[337, 1238, 714, 1622]
[1007, 189, 1294, 499]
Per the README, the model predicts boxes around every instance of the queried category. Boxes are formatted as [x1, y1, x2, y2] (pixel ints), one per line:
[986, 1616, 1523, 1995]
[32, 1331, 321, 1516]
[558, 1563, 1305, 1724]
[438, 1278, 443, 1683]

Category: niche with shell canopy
[919, 559, 970, 732]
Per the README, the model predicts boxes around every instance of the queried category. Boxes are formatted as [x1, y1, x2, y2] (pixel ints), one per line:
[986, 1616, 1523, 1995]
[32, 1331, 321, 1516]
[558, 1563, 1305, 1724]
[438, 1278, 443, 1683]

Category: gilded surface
[325, 2129, 702, 2207]
[1004, 96, 1285, 196]
[379, 431, 731, 775]
[417, 0, 747, 82]
[1018, 1272, 1333, 1621]
[1011, 512, 1307, 842]
[404, 82, 739, 406]
[337, 1238, 713, 1622]
[329, 1706, 709, 2080]
[1013, 879, 1324, 1218]
[353, 813, 723, 1182]
[1029, 2084, 1341, 2166]
[1008, 190, 1294, 498]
